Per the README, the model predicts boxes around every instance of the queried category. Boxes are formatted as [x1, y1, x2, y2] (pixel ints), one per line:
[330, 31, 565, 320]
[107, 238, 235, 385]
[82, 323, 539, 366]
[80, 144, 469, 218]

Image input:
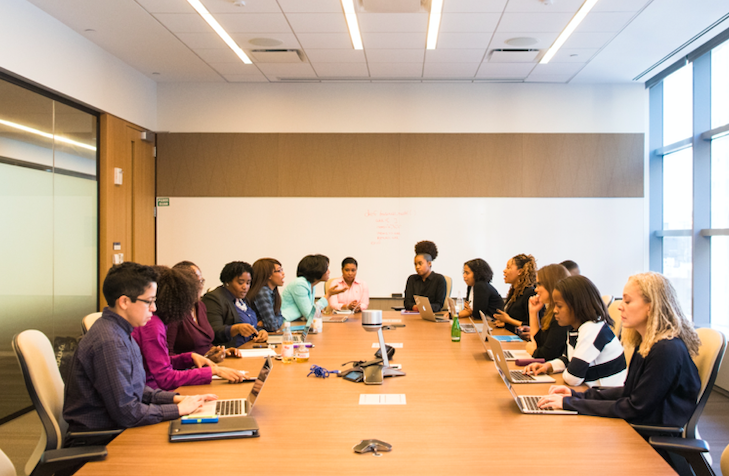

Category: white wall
[157, 82, 646, 133]
[0, 0, 157, 129]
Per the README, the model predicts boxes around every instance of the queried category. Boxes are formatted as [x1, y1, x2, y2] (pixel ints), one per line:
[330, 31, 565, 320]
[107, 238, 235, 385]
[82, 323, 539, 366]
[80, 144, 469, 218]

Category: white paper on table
[382, 319, 402, 323]
[236, 348, 277, 358]
[359, 394, 407, 405]
[475, 324, 484, 332]
[372, 343, 403, 348]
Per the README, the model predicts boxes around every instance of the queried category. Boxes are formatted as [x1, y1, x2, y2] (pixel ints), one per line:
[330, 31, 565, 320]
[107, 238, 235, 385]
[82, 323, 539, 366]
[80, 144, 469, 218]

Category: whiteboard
[157, 197, 645, 299]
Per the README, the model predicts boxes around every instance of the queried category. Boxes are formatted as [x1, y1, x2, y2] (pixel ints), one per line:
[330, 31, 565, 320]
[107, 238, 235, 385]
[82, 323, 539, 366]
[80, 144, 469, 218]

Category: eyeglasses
[199, 278, 206, 285]
[273, 268, 284, 274]
[134, 298, 157, 308]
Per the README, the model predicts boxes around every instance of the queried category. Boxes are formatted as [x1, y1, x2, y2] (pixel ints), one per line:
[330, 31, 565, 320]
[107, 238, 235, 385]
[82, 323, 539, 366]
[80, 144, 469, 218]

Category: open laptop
[495, 366, 576, 415]
[414, 295, 449, 322]
[472, 316, 531, 361]
[488, 335, 555, 384]
[268, 324, 309, 344]
[186, 356, 273, 419]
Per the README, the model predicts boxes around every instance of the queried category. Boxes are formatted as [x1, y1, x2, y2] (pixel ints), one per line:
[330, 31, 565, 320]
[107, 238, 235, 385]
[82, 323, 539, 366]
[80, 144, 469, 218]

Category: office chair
[442, 275, 452, 310]
[607, 298, 622, 338]
[631, 328, 726, 446]
[80, 312, 101, 335]
[13, 330, 120, 476]
[0, 447, 14, 476]
[601, 294, 614, 308]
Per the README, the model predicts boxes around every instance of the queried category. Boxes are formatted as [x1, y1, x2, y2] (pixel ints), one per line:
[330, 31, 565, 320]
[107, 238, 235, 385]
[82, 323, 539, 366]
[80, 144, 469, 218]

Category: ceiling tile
[257, 63, 318, 79]
[224, 74, 270, 82]
[192, 48, 241, 63]
[443, 0, 507, 13]
[231, 33, 302, 49]
[368, 63, 423, 78]
[550, 48, 599, 62]
[200, 0, 281, 13]
[436, 32, 494, 49]
[365, 48, 424, 62]
[497, 12, 574, 32]
[525, 73, 574, 82]
[176, 32, 228, 49]
[561, 31, 615, 49]
[277, 0, 342, 13]
[593, 0, 651, 12]
[531, 62, 584, 75]
[576, 11, 637, 32]
[362, 32, 426, 49]
[423, 62, 479, 77]
[286, 13, 349, 33]
[304, 48, 366, 62]
[439, 13, 501, 32]
[425, 48, 486, 62]
[488, 31, 558, 49]
[136, 0, 195, 14]
[357, 13, 428, 32]
[208, 62, 263, 75]
[504, 0, 583, 13]
[216, 13, 291, 33]
[296, 33, 354, 48]
[154, 13, 210, 33]
[476, 62, 534, 78]
[311, 62, 370, 77]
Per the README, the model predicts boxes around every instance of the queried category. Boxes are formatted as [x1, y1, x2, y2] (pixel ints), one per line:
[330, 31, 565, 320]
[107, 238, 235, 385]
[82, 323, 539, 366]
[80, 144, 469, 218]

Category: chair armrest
[31, 447, 108, 476]
[66, 429, 123, 447]
[630, 424, 683, 438]
[649, 437, 710, 454]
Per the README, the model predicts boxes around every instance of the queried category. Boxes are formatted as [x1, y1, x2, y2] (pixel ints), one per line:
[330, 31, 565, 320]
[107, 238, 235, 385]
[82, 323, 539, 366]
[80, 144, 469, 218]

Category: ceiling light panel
[426, 0, 443, 49]
[439, 13, 501, 32]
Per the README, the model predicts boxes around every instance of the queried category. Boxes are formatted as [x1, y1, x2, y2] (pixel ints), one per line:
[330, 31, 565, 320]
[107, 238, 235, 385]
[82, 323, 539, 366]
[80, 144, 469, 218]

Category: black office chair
[13, 330, 122, 476]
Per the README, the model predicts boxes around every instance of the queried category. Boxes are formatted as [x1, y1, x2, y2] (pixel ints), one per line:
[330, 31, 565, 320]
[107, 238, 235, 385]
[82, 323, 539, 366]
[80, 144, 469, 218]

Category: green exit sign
[157, 197, 169, 207]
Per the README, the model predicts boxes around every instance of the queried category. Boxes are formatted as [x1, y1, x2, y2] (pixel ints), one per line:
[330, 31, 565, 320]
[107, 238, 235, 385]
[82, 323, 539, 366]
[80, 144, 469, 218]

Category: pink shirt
[328, 277, 370, 311]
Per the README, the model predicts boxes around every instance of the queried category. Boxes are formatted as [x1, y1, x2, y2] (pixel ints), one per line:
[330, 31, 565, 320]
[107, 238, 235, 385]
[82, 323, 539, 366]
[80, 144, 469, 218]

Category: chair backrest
[607, 298, 622, 339]
[721, 442, 729, 476]
[324, 277, 337, 294]
[13, 329, 68, 475]
[0, 448, 15, 476]
[442, 275, 452, 309]
[601, 294, 614, 308]
[81, 312, 102, 334]
[686, 328, 726, 439]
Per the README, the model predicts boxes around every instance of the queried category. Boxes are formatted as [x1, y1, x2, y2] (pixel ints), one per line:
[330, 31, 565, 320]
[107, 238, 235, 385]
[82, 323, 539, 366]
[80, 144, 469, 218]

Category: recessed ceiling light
[341, 0, 363, 50]
[187, 0, 252, 64]
[249, 38, 283, 47]
[426, 0, 443, 49]
[540, 0, 599, 64]
[505, 37, 538, 47]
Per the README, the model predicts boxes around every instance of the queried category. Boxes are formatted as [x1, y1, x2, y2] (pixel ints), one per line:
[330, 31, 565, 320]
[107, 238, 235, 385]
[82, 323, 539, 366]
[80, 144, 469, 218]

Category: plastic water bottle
[313, 304, 323, 334]
[281, 322, 294, 364]
[456, 292, 463, 318]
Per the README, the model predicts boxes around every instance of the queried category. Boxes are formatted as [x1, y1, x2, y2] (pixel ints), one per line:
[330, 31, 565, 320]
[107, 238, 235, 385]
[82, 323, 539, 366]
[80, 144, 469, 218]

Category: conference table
[77, 312, 676, 475]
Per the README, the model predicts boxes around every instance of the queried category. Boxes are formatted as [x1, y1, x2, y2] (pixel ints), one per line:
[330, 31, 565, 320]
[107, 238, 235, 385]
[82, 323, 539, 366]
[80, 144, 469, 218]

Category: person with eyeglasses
[63, 262, 218, 433]
[247, 258, 286, 332]
[165, 261, 241, 362]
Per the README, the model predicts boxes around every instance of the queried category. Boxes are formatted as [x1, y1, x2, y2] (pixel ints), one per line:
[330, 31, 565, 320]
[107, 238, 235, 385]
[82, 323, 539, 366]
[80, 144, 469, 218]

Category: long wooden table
[77, 312, 676, 475]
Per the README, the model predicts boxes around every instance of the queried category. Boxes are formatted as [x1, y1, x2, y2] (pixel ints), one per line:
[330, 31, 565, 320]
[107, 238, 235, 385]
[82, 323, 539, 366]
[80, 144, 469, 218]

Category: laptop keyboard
[522, 396, 541, 411]
[504, 350, 514, 359]
[510, 370, 535, 381]
[216, 400, 242, 416]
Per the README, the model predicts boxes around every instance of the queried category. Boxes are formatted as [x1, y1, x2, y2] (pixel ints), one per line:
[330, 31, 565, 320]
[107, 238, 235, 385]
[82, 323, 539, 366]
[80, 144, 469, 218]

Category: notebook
[169, 416, 260, 442]
[488, 336, 555, 384]
[471, 316, 531, 361]
[495, 366, 576, 415]
[185, 356, 272, 419]
[414, 296, 449, 322]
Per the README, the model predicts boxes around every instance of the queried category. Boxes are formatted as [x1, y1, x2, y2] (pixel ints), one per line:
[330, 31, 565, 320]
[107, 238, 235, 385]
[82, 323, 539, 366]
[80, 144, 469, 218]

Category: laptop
[495, 366, 577, 415]
[414, 296, 449, 322]
[488, 336, 555, 384]
[323, 313, 349, 322]
[472, 316, 531, 361]
[186, 356, 273, 419]
[268, 324, 309, 344]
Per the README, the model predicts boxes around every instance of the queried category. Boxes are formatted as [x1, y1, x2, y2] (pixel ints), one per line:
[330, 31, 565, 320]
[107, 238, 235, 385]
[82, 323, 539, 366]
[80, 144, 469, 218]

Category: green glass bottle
[451, 313, 461, 342]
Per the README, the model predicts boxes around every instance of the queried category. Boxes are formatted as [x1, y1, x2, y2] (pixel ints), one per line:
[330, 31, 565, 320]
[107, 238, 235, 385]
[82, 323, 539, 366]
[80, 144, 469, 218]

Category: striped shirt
[549, 320, 627, 387]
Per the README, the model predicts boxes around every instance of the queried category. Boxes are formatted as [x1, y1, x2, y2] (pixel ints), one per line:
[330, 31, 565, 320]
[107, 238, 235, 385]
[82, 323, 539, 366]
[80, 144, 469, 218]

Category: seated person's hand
[537, 394, 565, 410]
[214, 366, 247, 383]
[548, 385, 572, 395]
[225, 347, 242, 358]
[176, 395, 207, 415]
[253, 329, 268, 343]
[525, 340, 537, 355]
[523, 362, 552, 375]
[516, 325, 531, 340]
[329, 283, 348, 295]
[493, 309, 510, 323]
[204, 346, 226, 363]
[190, 352, 215, 368]
[347, 300, 359, 311]
[528, 295, 544, 314]
[233, 323, 258, 337]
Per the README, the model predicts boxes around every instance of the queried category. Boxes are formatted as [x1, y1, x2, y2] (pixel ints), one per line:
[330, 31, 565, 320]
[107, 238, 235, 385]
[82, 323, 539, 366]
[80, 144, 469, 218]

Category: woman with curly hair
[525, 263, 571, 360]
[494, 253, 537, 333]
[132, 266, 245, 391]
[537, 272, 700, 428]
[403, 240, 447, 312]
[459, 258, 503, 320]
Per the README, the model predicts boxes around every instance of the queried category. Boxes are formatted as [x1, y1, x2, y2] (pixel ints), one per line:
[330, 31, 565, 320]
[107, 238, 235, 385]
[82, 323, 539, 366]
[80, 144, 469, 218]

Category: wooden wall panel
[132, 136, 156, 265]
[156, 133, 644, 198]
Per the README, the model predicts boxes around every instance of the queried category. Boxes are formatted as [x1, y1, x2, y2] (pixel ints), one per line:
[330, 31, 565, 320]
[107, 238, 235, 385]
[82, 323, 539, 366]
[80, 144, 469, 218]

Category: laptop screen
[247, 356, 272, 411]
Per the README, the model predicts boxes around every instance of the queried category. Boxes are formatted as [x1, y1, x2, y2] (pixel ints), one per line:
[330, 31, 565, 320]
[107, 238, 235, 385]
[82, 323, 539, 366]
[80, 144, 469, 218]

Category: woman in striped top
[523, 275, 627, 387]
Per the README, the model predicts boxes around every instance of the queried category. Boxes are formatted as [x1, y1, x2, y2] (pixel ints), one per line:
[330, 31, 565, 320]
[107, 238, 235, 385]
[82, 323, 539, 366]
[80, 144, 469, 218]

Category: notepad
[491, 335, 523, 343]
[236, 348, 277, 358]
[371, 343, 403, 348]
[359, 394, 407, 405]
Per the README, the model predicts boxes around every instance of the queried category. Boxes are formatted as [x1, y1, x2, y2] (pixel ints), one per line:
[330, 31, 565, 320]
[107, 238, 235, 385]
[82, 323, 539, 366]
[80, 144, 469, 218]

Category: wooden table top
[76, 312, 676, 476]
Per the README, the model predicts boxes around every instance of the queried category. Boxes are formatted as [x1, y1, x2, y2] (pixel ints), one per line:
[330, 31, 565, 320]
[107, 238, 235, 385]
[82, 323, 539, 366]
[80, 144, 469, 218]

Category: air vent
[489, 49, 541, 63]
[358, 0, 429, 13]
[249, 49, 304, 63]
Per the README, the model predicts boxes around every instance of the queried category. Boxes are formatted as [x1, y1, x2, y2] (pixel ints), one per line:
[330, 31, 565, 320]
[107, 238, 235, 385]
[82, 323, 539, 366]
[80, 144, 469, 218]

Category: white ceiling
[23, 0, 729, 84]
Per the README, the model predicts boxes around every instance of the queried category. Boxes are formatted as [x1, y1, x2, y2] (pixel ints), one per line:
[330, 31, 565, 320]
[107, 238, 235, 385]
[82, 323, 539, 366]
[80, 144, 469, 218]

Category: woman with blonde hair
[494, 253, 537, 333]
[525, 263, 571, 361]
[536, 272, 701, 427]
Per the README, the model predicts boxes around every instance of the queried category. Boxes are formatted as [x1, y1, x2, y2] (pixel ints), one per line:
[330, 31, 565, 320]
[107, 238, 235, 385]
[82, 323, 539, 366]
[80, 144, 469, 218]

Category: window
[663, 66, 693, 146]
[712, 41, 729, 129]
[711, 135, 729, 329]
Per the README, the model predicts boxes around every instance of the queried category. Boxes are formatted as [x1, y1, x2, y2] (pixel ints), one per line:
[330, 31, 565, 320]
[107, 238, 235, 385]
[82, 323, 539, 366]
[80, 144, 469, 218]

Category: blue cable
[307, 365, 339, 378]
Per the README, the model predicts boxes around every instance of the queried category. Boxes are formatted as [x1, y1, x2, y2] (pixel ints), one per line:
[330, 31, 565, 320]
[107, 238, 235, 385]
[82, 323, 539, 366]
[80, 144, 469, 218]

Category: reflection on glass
[663, 147, 693, 230]
[712, 136, 729, 228]
[712, 40, 729, 129]
[711, 237, 729, 331]
[663, 65, 693, 146]
[663, 236, 692, 320]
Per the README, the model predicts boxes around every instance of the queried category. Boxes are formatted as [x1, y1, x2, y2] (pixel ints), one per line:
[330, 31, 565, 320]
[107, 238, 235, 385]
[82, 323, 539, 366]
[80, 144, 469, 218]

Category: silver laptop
[472, 315, 531, 361]
[186, 356, 273, 419]
[495, 366, 577, 415]
[414, 295, 449, 322]
[268, 324, 309, 344]
[488, 335, 555, 384]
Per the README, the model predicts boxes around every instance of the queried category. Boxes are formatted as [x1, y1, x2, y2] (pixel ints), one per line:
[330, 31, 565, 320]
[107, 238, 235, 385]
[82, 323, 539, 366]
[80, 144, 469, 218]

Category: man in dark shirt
[63, 262, 217, 432]
[403, 253, 447, 312]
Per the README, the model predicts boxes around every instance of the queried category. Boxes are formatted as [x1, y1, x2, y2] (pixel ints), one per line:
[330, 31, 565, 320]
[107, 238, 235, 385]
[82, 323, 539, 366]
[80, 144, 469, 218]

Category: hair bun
[414, 240, 438, 260]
